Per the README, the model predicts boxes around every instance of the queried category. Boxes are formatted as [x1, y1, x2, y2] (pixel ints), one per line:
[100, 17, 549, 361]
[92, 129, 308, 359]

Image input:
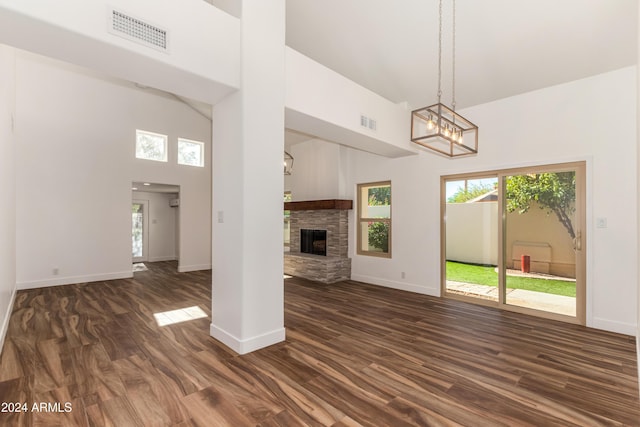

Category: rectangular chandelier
[411, 103, 478, 158]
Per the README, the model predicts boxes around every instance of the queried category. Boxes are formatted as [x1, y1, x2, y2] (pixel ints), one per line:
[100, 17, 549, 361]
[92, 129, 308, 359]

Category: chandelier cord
[452, 0, 456, 112]
[437, 0, 442, 103]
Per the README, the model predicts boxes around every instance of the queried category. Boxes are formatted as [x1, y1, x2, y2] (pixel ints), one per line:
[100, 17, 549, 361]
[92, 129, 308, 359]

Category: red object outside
[521, 255, 530, 273]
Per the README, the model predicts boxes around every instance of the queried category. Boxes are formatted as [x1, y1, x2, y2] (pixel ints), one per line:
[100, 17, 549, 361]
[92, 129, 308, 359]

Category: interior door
[132, 200, 149, 263]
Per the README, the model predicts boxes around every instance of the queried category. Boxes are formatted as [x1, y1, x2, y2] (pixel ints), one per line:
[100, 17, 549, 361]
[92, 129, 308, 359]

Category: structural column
[0, 44, 16, 352]
[210, 0, 286, 354]
[636, 1, 640, 381]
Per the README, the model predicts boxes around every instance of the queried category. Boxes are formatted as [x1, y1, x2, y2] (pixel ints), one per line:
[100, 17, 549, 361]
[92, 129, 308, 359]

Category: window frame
[357, 181, 392, 258]
[135, 129, 168, 162]
[177, 138, 205, 167]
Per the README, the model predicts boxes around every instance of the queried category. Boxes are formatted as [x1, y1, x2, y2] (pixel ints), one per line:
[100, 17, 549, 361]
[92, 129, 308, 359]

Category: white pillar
[0, 44, 16, 353]
[636, 0, 640, 385]
[210, 0, 286, 354]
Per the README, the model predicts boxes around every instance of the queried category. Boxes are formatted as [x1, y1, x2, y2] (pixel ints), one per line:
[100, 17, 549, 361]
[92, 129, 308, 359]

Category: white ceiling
[285, 0, 637, 110]
[206, 0, 637, 149]
[211, 0, 637, 111]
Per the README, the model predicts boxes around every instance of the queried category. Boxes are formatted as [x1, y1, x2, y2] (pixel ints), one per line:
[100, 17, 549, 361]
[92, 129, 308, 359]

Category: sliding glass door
[503, 167, 583, 318]
[443, 162, 585, 324]
[444, 175, 499, 302]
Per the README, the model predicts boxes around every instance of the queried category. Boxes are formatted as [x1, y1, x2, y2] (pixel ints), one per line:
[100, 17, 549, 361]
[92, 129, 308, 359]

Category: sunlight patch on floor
[133, 262, 148, 272]
[154, 305, 207, 327]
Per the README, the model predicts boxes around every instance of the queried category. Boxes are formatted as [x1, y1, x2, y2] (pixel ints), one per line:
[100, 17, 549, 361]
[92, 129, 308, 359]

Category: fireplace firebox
[300, 229, 327, 256]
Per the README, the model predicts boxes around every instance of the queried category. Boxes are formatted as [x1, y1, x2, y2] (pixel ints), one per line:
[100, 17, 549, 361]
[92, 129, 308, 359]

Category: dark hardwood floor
[0, 261, 638, 426]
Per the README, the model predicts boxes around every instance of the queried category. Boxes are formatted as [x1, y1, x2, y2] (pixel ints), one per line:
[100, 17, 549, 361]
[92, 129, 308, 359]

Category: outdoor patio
[447, 269, 576, 316]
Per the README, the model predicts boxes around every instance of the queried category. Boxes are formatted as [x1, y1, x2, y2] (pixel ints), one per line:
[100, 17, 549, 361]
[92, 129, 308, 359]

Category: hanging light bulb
[426, 115, 435, 130]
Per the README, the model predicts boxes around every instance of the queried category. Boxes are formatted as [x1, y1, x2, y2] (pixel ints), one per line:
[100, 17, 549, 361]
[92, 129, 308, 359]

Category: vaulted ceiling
[212, 0, 637, 110]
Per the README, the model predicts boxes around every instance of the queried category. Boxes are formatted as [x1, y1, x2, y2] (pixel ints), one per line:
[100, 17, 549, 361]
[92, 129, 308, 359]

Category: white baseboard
[590, 317, 637, 336]
[350, 274, 439, 296]
[210, 323, 285, 355]
[17, 271, 133, 290]
[637, 331, 639, 355]
[178, 263, 212, 273]
[0, 286, 17, 355]
[637, 332, 640, 393]
[148, 256, 178, 262]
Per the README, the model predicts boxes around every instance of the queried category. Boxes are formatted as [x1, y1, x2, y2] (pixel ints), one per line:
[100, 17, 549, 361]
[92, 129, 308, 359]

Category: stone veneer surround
[284, 201, 352, 284]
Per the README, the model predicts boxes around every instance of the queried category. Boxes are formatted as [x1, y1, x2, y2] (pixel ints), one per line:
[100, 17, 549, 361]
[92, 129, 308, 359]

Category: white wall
[636, 2, 640, 378]
[285, 48, 416, 158]
[0, 45, 16, 352]
[345, 67, 637, 335]
[15, 49, 212, 288]
[0, 0, 239, 105]
[133, 191, 179, 262]
[289, 139, 349, 201]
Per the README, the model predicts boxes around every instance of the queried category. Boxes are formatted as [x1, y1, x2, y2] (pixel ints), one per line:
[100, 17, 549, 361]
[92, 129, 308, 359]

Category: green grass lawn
[446, 261, 576, 297]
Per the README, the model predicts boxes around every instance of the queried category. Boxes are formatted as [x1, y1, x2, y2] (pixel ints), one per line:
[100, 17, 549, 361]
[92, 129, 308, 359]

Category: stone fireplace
[284, 199, 352, 284]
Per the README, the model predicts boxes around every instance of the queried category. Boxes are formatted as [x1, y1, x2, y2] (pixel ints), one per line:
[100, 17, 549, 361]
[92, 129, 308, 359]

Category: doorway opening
[132, 199, 149, 263]
[442, 162, 586, 324]
[132, 182, 180, 272]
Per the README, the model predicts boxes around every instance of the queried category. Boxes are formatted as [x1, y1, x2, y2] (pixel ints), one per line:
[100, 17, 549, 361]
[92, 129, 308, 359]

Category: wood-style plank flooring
[0, 261, 638, 426]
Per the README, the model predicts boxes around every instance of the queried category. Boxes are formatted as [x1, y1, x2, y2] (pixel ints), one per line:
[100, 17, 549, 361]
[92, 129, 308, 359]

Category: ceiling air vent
[109, 9, 169, 52]
[360, 115, 377, 131]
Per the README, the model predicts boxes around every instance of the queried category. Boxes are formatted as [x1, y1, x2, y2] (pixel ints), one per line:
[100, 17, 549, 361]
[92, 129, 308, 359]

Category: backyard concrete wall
[506, 203, 576, 278]
[446, 201, 576, 278]
[446, 202, 499, 265]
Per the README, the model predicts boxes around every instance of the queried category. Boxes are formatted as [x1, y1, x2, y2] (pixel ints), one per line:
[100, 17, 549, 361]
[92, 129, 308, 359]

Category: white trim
[17, 271, 133, 290]
[0, 286, 17, 355]
[209, 324, 286, 355]
[350, 274, 439, 296]
[178, 263, 211, 273]
[148, 256, 178, 262]
[591, 317, 637, 336]
[637, 333, 640, 392]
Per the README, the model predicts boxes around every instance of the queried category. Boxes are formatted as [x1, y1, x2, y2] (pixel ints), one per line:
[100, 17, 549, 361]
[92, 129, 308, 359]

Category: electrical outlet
[401, 271, 406, 279]
[52, 267, 59, 275]
[596, 217, 607, 228]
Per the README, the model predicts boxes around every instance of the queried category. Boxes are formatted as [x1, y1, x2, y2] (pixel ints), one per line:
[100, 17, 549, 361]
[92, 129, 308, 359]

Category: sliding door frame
[441, 161, 586, 325]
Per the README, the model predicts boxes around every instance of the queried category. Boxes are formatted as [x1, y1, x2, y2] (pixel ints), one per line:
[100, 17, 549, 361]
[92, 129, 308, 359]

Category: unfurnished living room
[0, 0, 639, 426]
